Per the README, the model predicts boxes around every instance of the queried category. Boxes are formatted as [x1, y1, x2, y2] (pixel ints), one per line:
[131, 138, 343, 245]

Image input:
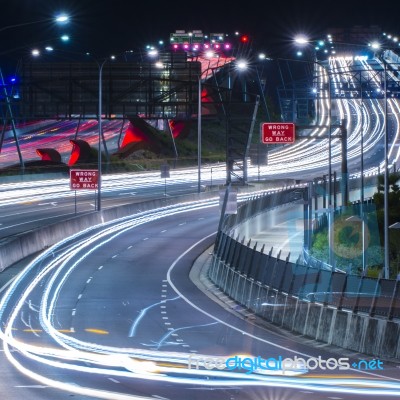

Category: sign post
[70, 169, 99, 213]
[160, 164, 170, 197]
[261, 123, 295, 144]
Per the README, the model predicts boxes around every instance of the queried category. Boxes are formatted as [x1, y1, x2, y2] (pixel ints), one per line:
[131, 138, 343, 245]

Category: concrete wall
[210, 257, 400, 360]
[0, 190, 223, 272]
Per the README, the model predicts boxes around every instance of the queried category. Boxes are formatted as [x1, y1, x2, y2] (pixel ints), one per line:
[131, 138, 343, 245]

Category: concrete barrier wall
[0, 182, 273, 272]
[209, 256, 400, 360]
[0, 190, 226, 272]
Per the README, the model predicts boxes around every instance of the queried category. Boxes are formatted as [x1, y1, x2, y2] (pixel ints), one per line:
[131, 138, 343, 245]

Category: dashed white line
[143, 237, 149, 241]
[108, 378, 120, 384]
[161, 229, 167, 233]
[15, 385, 48, 388]
[86, 278, 92, 284]
[77, 294, 82, 300]
[98, 265, 103, 270]
[112, 254, 118, 259]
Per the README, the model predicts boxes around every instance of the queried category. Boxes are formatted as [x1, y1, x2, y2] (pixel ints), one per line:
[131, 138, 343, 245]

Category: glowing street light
[0, 13, 69, 33]
[294, 34, 334, 267]
[0, 13, 70, 173]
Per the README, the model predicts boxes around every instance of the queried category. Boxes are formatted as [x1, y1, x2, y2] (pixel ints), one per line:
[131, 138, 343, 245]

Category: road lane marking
[15, 385, 48, 388]
[167, 231, 394, 382]
[85, 328, 109, 335]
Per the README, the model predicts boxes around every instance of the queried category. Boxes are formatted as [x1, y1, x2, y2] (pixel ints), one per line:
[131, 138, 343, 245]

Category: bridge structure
[0, 41, 262, 185]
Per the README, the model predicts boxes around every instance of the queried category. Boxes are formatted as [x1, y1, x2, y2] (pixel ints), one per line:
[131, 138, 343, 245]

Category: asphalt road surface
[1, 199, 400, 400]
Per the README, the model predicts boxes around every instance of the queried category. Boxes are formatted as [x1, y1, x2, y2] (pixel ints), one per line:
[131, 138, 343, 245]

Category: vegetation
[309, 171, 400, 278]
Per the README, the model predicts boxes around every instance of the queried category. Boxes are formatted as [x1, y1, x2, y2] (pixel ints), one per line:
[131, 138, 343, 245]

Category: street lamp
[0, 13, 69, 173]
[196, 55, 238, 193]
[87, 54, 118, 211]
[97, 58, 107, 211]
[294, 35, 335, 267]
[371, 41, 391, 279]
[27, 46, 112, 211]
[294, 35, 333, 199]
[0, 13, 69, 33]
[198, 74, 202, 193]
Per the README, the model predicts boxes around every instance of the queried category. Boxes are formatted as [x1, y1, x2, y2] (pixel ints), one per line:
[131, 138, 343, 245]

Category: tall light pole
[383, 57, 390, 278]
[371, 41, 391, 279]
[294, 34, 335, 268]
[97, 59, 107, 211]
[196, 56, 235, 193]
[197, 75, 202, 193]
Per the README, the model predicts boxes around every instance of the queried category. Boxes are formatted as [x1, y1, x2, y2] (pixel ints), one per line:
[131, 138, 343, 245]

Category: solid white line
[0, 276, 17, 294]
[166, 232, 397, 381]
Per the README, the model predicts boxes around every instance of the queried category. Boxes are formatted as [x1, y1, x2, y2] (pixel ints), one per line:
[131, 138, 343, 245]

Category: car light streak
[0, 198, 400, 397]
[128, 296, 180, 337]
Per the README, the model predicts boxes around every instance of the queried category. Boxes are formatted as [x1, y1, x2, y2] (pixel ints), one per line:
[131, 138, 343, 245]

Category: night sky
[1, 0, 400, 71]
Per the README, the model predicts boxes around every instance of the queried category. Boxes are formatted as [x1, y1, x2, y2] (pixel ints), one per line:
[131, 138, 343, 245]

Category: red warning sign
[70, 169, 99, 190]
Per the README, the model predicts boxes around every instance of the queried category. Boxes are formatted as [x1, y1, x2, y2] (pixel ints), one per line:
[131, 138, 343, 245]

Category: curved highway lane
[1, 198, 400, 399]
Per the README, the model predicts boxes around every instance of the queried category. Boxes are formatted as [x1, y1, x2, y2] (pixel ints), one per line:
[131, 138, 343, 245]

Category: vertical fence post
[369, 274, 383, 317]
[388, 278, 400, 320]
